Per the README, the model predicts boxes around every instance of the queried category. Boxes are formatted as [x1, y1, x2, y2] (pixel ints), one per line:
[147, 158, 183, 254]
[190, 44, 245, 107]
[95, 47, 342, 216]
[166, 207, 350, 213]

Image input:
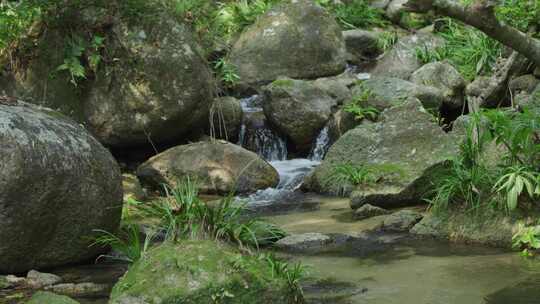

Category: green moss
[271, 78, 295, 87]
[110, 241, 301, 304]
[0, 276, 9, 289]
[27, 291, 80, 304]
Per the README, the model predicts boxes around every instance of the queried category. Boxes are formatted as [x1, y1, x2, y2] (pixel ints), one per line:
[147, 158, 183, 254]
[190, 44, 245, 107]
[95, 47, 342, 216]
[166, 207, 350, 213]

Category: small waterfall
[237, 95, 287, 161]
[309, 126, 331, 161]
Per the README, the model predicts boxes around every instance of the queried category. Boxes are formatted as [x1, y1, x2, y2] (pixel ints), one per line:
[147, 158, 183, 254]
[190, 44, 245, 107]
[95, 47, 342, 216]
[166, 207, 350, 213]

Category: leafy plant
[377, 31, 398, 52]
[214, 58, 241, 88]
[493, 166, 539, 211]
[344, 86, 379, 121]
[262, 253, 307, 300]
[136, 177, 286, 249]
[513, 225, 540, 257]
[317, 0, 388, 29]
[416, 18, 502, 80]
[91, 223, 157, 263]
[55, 34, 105, 86]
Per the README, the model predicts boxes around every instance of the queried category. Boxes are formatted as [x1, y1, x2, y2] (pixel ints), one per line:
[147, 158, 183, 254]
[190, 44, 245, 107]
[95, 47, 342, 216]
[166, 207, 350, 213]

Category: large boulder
[1, 6, 215, 148]
[27, 292, 80, 304]
[358, 76, 449, 112]
[109, 241, 303, 304]
[410, 61, 466, 110]
[371, 33, 444, 80]
[263, 78, 337, 154]
[0, 101, 122, 273]
[228, 0, 346, 88]
[343, 29, 383, 64]
[137, 141, 279, 194]
[309, 99, 461, 209]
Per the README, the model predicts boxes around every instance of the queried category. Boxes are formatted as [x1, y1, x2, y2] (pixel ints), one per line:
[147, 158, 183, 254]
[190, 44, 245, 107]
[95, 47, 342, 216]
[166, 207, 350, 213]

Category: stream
[4, 102, 540, 304]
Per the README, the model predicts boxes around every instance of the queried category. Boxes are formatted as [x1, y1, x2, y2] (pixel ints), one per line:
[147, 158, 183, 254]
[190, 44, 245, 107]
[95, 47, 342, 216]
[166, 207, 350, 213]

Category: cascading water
[309, 126, 331, 161]
[237, 95, 287, 161]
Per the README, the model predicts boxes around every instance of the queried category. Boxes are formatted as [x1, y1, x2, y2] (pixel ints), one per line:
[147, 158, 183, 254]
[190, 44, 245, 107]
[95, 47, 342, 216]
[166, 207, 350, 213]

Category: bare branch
[404, 0, 540, 67]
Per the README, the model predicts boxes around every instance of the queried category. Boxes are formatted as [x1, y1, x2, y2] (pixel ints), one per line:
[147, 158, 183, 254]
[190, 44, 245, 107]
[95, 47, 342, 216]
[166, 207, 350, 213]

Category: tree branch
[404, 0, 540, 67]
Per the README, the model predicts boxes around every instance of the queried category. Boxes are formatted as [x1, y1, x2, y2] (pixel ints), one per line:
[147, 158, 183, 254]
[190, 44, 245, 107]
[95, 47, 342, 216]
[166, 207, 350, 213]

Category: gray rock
[354, 204, 391, 220]
[385, 0, 408, 22]
[312, 72, 356, 105]
[343, 29, 382, 63]
[371, 0, 391, 9]
[372, 33, 444, 80]
[360, 76, 448, 112]
[381, 210, 423, 232]
[27, 270, 63, 289]
[228, 0, 346, 88]
[137, 141, 279, 194]
[263, 78, 337, 153]
[534, 67, 540, 78]
[0, 276, 9, 289]
[0, 102, 122, 273]
[209, 96, 243, 143]
[509, 74, 540, 96]
[275, 233, 353, 253]
[410, 214, 445, 237]
[309, 99, 461, 208]
[328, 109, 361, 143]
[410, 62, 466, 109]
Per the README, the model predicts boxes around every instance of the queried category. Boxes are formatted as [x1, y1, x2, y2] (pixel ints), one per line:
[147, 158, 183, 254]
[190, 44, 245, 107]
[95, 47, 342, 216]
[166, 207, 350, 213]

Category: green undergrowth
[416, 18, 502, 81]
[428, 107, 540, 216]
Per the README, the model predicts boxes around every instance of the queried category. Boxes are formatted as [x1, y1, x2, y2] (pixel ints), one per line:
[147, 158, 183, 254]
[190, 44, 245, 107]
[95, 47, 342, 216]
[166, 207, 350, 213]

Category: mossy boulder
[228, 0, 346, 89]
[263, 77, 337, 154]
[410, 62, 466, 110]
[27, 291, 80, 304]
[1, 5, 215, 148]
[371, 32, 444, 80]
[0, 101, 122, 273]
[109, 241, 302, 304]
[137, 141, 279, 194]
[308, 99, 461, 209]
[0, 100, 122, 269]
[357, 76, 449, 112]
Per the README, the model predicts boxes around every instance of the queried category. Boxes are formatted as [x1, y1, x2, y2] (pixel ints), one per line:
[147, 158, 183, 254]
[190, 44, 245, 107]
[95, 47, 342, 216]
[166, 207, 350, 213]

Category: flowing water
[263, 196, 540, 304]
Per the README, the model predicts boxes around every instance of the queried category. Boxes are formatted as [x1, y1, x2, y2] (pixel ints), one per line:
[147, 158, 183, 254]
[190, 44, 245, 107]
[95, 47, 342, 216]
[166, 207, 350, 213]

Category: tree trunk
[404, 0, 540, 67]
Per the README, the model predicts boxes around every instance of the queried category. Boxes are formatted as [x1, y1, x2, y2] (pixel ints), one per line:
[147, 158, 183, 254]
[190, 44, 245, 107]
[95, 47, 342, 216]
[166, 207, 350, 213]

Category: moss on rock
[27, 291, 80, 304]
[110, 241, 302, 304]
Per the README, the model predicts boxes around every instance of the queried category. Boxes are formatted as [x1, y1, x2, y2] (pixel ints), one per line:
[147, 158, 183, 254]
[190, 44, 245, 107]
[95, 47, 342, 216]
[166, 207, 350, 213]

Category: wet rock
[371, 33, 444, 80]
[410, 62, 466, 109]
[310, 99, 461, 208]
[263, 78, 337, 153]
[122, 174, 146, 202]
[137, 141, 278, 194]
[381, 210, 423, 232]
[0, 102, 122, 273]
[2, 7, 215, 148]
[110, 241, 303, 304]
[354, 204, 390, 220]
[343, 29, 382, 63]
[209, 96, 243, 143]
[359, 76, 448, 112]
[5, 275, 25, 287]
[45, 282, 109, 298]
[409, 214, 445, 238]
[303, 278, 368, 304]
[312, 72, 356, 105]
[275, 233, 354, 253]
[27, 291, 80, 304]
[534, 67, 540, 78]
[26, 270, 63, 289]
[228, 0, 346, 88]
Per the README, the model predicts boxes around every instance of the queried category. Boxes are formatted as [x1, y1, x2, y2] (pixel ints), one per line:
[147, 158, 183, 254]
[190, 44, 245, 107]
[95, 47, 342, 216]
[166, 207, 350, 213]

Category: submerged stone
[381, 210, 423, 232]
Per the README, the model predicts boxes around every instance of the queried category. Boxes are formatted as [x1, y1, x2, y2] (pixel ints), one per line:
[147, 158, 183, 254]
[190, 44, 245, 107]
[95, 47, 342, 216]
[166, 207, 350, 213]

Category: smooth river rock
[137, 141, 279, 194]
[0, 101, 122, 273]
